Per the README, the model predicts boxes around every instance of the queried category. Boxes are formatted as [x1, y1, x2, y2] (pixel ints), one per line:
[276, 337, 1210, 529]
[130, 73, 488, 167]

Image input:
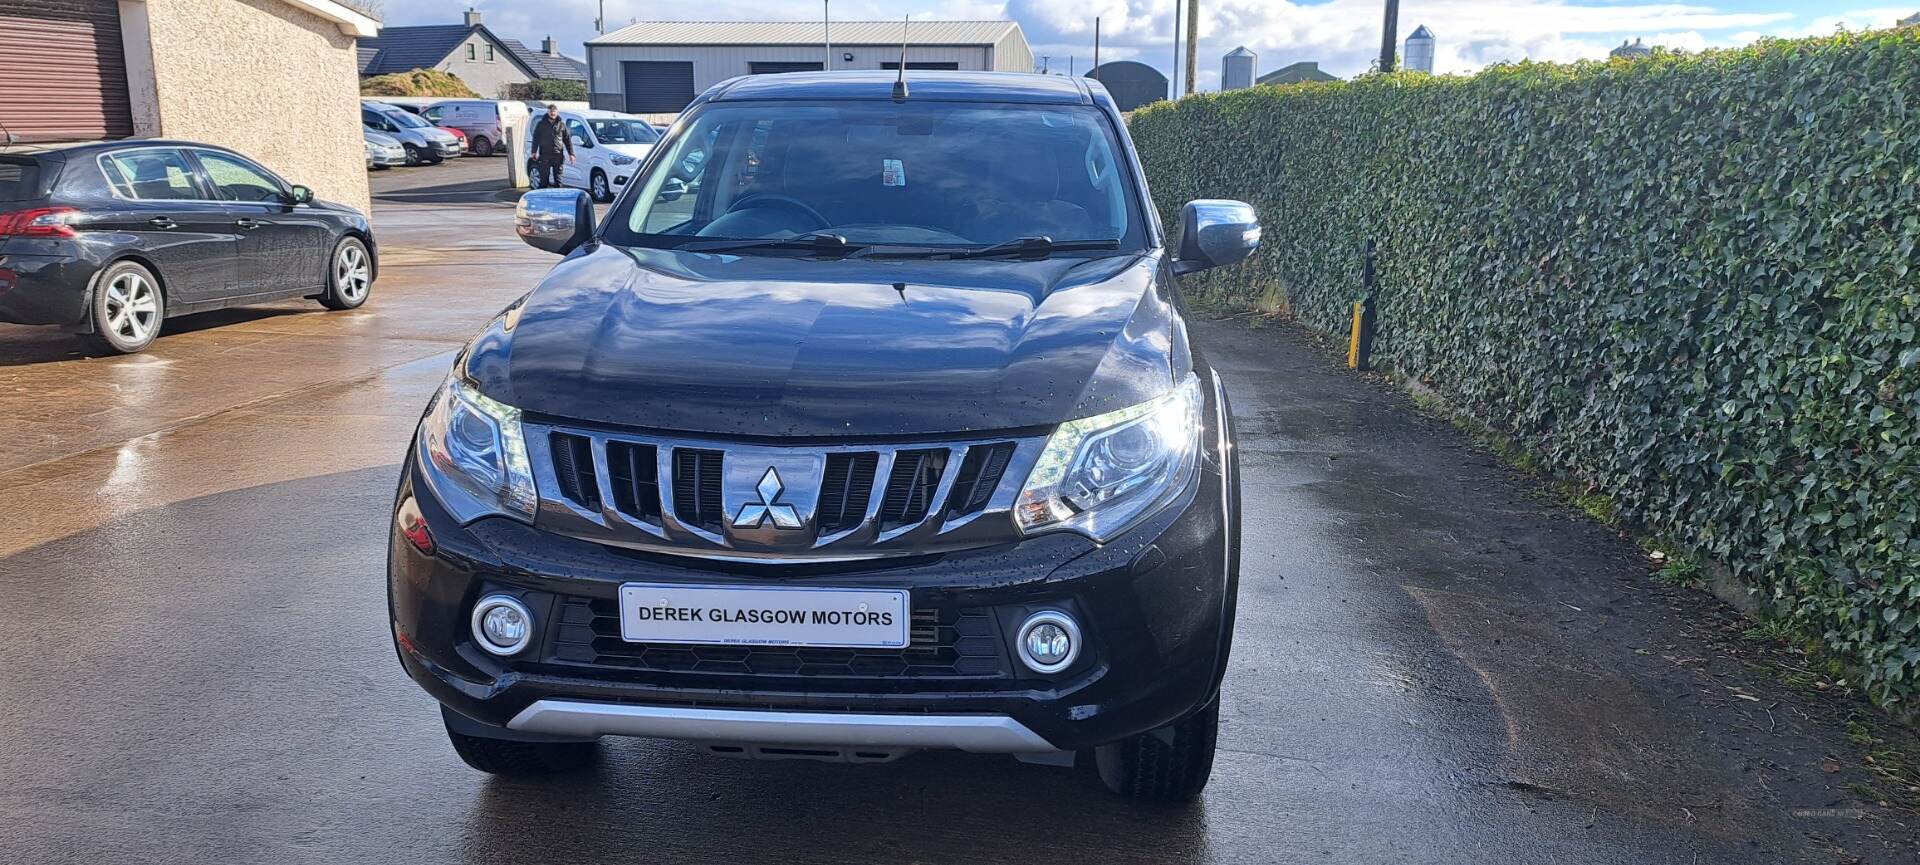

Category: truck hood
[462, 244, 1186, 437]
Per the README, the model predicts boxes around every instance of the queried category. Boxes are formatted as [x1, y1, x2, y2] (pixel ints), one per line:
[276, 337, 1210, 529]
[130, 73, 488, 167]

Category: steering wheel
[726, 194, 830, 230]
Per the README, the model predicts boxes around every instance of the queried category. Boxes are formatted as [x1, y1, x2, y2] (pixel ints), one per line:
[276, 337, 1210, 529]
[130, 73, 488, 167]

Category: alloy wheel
[103, 271, 158, 344]
[335, 244, 371, 303]
[592, 173, 610, 201]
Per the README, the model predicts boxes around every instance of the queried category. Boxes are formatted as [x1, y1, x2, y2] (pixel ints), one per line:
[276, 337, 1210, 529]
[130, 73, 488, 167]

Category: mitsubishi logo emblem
[732, 467, 803, 530]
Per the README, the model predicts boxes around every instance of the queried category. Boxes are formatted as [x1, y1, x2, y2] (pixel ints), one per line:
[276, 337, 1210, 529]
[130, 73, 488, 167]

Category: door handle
[235, 217, 261, 230]
[147, 217, 176, 229]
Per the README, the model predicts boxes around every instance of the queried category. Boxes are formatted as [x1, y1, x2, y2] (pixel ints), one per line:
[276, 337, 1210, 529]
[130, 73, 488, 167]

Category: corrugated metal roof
[590, 20, 1020, 47]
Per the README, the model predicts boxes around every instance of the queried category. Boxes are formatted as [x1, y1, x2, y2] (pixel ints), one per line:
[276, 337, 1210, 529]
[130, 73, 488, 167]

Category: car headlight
[1015, 373, 1204, 542]
[417, 374, 538, 523]
[610, 153, 636, 166]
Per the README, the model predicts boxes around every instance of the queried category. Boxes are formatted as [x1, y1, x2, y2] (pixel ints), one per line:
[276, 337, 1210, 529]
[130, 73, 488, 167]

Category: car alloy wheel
[104, 270, 159, 345]
[473, 136, 494, 157]
[335, 243, 370, 304]
[404, 144, 421, 166]
[592, 171, 610, 202]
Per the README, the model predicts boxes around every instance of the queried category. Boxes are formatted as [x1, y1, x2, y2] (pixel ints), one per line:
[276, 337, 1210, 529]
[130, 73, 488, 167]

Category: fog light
[471, 595, 532, 656]
[1017, 611, 1080, 674]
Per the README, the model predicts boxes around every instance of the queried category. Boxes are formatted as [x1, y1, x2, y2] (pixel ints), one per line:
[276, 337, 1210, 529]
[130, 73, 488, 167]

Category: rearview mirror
[515, 188, 595, 255]
[289, 185, 314, 205]
[1174, 199, 1261, 275]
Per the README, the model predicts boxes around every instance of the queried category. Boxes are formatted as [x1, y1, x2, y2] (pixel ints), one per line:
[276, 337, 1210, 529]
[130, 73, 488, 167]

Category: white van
[529, 109, 663, 202]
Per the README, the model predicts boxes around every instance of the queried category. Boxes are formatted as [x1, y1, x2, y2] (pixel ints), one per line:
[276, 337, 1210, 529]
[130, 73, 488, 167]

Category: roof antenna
[891, 16, 910, 101]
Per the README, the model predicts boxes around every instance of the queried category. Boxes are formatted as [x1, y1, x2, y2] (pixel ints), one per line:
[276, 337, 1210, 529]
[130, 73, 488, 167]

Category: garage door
[749, 62, 823, 75]
[622, 61, 696, 113]
[0, 0, 133, 143]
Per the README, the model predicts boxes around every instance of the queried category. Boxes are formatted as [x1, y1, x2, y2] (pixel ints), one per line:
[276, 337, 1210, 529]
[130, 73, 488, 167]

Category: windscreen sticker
[882, 159, 906, 187]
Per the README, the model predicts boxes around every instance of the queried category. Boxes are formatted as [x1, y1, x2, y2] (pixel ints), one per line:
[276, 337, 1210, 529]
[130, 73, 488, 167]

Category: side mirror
[1173, 199, 1261, 275]
[657, 177, 687, 203]
[516, 188, 595, 255]
[571, 134, 590, 148]
[289, 185, 314, 205]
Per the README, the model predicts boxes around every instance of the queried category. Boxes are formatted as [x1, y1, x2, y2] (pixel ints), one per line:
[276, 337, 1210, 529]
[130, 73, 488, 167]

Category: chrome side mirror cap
[515, 188, 595, 255]
[1173, 199, 1261, 275]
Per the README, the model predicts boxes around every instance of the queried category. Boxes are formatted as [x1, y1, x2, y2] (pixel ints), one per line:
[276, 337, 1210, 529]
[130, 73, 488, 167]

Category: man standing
[530, 104, 574, 189]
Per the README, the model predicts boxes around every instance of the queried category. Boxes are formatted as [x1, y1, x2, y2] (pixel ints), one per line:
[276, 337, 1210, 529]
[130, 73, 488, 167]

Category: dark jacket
[531, 115, 572, 162]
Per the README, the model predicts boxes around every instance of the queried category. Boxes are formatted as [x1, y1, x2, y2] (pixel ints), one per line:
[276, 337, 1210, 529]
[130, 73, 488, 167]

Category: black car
[388, 72, 1259, 801]
[0, 141, 375, 354]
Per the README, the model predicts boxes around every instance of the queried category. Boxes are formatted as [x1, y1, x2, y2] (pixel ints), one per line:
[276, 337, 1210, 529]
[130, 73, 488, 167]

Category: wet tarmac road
[3, 159, 1916, 864]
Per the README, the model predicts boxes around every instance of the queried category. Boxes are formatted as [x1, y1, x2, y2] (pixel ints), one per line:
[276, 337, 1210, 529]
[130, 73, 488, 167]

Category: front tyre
[445, 718, 596, 776]
[402, 143, 422, 166]
[590, 169, 611, 202]
[83, 260, 164, 354]
[1094, 698, 1220, 803]
[318, 236, 372, 310]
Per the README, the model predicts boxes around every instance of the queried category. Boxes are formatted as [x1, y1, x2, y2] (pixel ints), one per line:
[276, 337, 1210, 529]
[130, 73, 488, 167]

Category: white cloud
[377, 0, 1913, 92]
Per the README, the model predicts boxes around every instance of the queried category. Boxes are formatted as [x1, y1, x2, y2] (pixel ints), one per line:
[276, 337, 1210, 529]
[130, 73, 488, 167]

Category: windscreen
[0, 158, 44, 203]
[387, 110, 430, 129]
[589, 119, 658, 144]
[607, 101, 1143, 251]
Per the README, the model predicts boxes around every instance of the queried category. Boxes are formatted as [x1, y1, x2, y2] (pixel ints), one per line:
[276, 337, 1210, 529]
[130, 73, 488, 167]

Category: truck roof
[709, 70, 1096, 105]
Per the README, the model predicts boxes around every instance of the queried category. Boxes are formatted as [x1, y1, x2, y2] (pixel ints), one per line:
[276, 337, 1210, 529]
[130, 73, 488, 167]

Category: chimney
[542, 36, 558, 56]
[463, 8, 482, 27]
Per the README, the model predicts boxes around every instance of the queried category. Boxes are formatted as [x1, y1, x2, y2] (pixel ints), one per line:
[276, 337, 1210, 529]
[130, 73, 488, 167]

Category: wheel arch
[80, 253, 169, 332]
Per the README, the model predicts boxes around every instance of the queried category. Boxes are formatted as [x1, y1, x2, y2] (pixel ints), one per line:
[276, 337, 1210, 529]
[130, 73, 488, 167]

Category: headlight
[418, 375, 538, 523]
[610, 153, 637, 166]
[1015, 374, 1204, 542]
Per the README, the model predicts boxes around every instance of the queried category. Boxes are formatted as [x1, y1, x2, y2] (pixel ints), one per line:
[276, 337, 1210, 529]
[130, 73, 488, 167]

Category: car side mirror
[1173, 199, 1261, 276]
[516, 188, 595, 255]
[656, 178, 687, 203]
[571, 134, 589, 148]
[289, 185, 314, 205]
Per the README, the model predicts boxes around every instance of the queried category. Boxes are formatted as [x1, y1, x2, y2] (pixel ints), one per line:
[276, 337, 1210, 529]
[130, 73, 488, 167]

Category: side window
[485, 45, 495, 62]
[466, 44, 476, 61]
[422, 106, 443, 123]
[102, 149, 203, 201]
[196, 152, 285, 204]
[362, 110, 387, 131]
[567, 119, 591, 145]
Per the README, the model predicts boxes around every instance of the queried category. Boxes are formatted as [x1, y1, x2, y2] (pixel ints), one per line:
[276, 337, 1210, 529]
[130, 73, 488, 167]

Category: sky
[374, 0, 1918, 90]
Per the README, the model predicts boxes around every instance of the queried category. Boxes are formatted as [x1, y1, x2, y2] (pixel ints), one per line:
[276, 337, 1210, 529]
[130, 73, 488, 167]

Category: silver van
[422, 100, 504, 157]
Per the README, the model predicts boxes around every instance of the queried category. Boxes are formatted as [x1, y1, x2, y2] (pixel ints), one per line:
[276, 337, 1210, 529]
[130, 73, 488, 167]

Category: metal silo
[1221, 46, 1256, 90]
[1404, 26, 1435, 73]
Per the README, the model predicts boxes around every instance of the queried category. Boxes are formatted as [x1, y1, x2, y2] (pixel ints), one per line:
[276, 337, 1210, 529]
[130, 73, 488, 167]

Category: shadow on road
[0, 306, 315, 367]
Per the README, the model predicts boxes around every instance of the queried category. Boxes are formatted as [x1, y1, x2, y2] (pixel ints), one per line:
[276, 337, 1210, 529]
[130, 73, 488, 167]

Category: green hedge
[1131, 31, 1920, 706]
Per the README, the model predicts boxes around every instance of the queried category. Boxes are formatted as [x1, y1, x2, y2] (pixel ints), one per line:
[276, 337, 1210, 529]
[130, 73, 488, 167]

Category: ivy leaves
[1131, 30, 1920, 706]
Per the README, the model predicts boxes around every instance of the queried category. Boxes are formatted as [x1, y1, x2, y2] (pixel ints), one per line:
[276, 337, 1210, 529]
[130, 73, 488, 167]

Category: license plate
[618, 583, 909, 648]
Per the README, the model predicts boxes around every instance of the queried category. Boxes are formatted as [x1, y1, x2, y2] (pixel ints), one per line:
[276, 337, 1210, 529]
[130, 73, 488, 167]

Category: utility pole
[824, 0, 832, 70]
[1092, 17, 1100, 80]
[1378, 0, 1399, 73]
[1171, 0, 1182, 98]
[1183, 0, 1198, 95]
[596, 0, 604, 33]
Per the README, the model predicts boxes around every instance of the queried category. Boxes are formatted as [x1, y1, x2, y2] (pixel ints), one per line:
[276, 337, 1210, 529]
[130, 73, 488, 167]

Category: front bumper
[431, 140, 464, 157]
[389, 387, 1239, 754]
[371, 149, 408, 167]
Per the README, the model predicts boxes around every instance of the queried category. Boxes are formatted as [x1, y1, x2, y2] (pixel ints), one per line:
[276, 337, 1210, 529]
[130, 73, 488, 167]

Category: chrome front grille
[524, 423, 1046, 561]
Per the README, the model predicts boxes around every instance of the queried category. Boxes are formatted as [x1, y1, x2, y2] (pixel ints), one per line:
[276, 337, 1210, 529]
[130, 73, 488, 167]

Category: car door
[189, 149, 330, 296]
[92, 147, 237, 305]
[563, 118, 594, 188]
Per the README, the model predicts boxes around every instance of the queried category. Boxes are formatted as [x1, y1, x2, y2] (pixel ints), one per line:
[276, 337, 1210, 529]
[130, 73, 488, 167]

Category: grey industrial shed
[585, 20, 1034, 114]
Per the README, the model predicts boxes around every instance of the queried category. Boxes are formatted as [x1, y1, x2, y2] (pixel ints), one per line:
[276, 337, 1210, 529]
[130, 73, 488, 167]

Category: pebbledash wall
[120, 0, 372, 216]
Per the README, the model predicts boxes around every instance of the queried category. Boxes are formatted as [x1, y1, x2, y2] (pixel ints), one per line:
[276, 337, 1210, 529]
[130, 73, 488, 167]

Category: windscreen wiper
[851, 236, 1122, 260]
[679, 233, 865, 256]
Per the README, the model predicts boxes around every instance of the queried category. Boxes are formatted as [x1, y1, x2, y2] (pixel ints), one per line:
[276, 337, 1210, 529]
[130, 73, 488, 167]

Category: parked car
[362, 102, 462, 165]
[526, 109, 660, 202]
[390, 72, 1258, 801]
[364, 129, 408, 169]
[421, 99, 505, 157]
[0, 141, 375, 354]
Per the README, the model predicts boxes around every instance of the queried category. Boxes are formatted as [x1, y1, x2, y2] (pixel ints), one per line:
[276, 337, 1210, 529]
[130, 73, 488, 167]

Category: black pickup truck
[388, 70, 1260, 801]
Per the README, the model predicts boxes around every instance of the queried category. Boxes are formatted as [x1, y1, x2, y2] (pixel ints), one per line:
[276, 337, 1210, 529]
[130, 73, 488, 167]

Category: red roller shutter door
[0, 0, 135, 143]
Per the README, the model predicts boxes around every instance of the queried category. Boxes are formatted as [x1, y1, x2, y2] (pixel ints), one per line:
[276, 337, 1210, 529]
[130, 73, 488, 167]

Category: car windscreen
[386, 110, 430, 129]
[0, 157, 46, 203]
[604, 101, 1145, 252]
[588, 119, 657, 144]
